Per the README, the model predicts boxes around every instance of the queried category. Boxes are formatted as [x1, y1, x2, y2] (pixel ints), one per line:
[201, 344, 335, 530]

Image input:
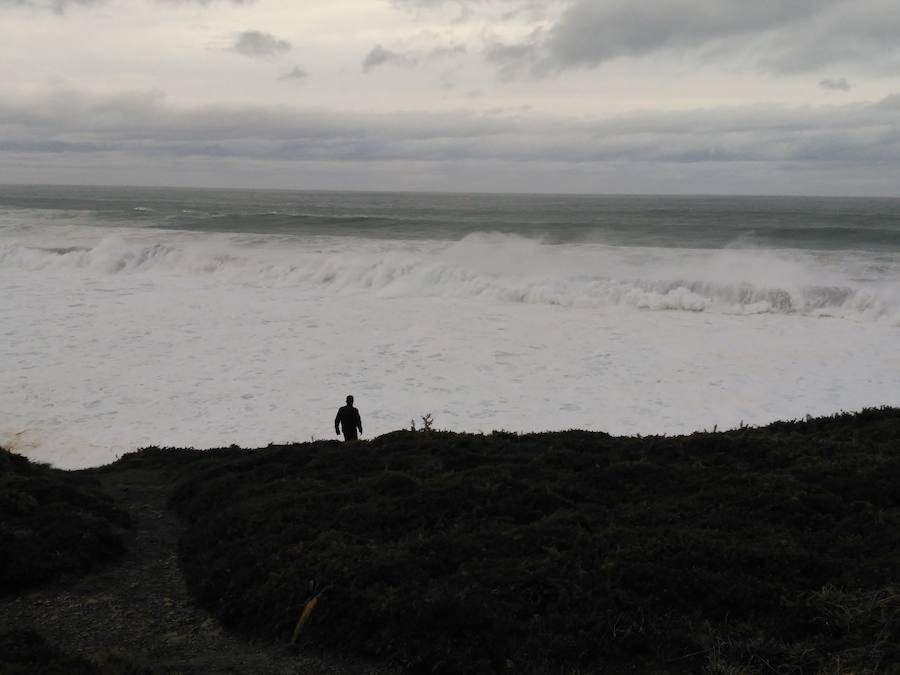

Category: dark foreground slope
[0, 448, 129, 594]
[0, 450, 393, 674]
[167, 409, 900, 674]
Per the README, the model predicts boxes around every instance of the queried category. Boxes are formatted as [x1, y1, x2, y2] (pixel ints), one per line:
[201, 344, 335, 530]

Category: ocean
[1, 184, 898, 469]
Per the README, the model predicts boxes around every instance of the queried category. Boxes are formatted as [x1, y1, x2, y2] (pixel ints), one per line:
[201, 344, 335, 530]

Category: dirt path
[0, 466, 396, 674]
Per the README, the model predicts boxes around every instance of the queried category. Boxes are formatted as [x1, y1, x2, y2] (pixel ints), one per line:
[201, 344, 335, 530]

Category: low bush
[0, 448, 129, 593]
[0, 630, 148, 674]
[168, 408, 900, 674]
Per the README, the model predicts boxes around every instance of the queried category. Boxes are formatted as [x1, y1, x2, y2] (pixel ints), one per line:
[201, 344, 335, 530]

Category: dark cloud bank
[398, 0, 900, 77]
[2, 89, 899, 194]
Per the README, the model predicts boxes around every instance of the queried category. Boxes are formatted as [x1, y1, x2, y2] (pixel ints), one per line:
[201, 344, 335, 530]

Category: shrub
[0, 448, 129, 593]
[169, 409, 900, 674]
[0, 630, 148, 674]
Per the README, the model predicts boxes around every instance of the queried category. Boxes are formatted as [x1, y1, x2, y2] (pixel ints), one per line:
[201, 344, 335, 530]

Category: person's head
[346, 395, 354, 405]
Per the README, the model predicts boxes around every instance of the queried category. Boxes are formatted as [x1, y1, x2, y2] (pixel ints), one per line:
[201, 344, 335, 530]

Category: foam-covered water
[1, 186, 898, 468]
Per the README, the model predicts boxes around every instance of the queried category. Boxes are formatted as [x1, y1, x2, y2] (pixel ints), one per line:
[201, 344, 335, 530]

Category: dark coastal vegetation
[2, 409, 899, 674]
[0, 629, 147, 675]
[0, 448, 129, 594]
[167, 408, 900, 674]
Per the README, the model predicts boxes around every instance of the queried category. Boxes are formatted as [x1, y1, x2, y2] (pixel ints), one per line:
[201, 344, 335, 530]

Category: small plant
[410, 414, 434, 432]
[291, 591, 323, 645]
[704, 640, 758, 675]
[421, 413, 433, 431]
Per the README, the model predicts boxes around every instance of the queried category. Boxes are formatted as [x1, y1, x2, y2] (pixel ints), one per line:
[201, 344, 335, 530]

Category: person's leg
[343, 430, 358, 442]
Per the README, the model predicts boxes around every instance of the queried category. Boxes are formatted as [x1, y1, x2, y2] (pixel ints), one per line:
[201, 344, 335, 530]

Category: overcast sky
[1, 0, 899, 195]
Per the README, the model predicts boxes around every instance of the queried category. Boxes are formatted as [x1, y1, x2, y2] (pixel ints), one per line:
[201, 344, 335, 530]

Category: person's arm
[356, 410, 363, 434]
[335, 409, 342, 435]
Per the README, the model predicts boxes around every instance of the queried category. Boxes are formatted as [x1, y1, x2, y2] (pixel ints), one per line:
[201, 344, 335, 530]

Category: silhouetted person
[335, 395, 363, 441]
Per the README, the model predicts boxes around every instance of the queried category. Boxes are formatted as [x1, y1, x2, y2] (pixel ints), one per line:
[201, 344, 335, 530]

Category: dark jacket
[335, 405, 362, 438]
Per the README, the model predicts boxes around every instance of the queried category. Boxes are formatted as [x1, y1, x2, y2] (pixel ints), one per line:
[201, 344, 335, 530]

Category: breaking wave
[1, 232, 898, 323]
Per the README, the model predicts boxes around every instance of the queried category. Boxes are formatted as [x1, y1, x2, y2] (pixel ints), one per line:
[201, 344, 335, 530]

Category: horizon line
[2, 181, 899, 201]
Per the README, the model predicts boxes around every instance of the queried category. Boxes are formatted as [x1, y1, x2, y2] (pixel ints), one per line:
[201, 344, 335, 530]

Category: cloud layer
[1, 1, 898, 193]
[406, 0, 900, 77]
[3, 89, 899, 168]
[544, 1, 839, 67]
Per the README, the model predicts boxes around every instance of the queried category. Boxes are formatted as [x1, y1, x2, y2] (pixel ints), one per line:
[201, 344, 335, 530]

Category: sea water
[1, 185, 898, 469]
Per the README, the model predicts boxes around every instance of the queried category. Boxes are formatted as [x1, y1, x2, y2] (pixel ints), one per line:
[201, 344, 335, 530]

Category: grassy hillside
[164, 408, 900, 674]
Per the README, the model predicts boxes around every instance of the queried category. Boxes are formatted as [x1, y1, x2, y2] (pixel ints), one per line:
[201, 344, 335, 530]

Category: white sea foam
[1, 231, 897, 322]
[1, 224, 898, 469]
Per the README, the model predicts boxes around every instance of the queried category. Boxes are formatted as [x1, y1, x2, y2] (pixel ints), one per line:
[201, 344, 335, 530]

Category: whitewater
[1, 186, 898, 469]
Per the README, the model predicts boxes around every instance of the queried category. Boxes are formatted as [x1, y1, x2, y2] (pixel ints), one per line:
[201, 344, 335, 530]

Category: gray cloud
[157, 0, 253, 4]
[362, 44, 414, 72]
[475, 0, 900, 77]
[390, 0, 545, 8]
[545, 1, 839, 67]
[2, 0, 251, 9]
[3, 89, 899, 193]
[279, 66, 309, 81]
[758, 4, 900, 74]
[230, 30, 291, 58]
[3, 88, 900, 165]
[820, 78, 851, 91]
[428, 44, 467, 60]
[362, 43, 464, 73]
[390, 0, 450, 6]
[1, 0, 100, 12]
[485, 39, 540, 80]
[389, 0, 558, 27]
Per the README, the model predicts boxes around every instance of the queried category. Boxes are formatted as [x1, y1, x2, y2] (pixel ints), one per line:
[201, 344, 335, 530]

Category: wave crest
[1, 233, 897, 323]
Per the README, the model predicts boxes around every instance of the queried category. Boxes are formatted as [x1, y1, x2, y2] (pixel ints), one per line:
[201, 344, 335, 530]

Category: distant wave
[142, 210, 443, 239]
[1, 233, 897, 323]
